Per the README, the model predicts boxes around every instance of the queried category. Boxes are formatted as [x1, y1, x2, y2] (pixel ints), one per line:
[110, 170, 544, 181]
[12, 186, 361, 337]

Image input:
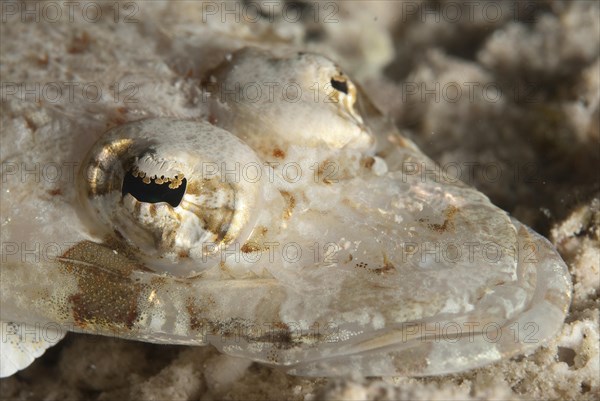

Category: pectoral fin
[0, 321, 65, 378]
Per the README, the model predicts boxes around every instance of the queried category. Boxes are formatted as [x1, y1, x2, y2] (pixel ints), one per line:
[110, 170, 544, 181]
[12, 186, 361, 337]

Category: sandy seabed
[0, 1, 598, 400]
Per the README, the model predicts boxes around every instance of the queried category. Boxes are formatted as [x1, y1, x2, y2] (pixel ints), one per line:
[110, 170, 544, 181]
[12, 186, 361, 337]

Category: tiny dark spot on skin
[421, 205, 459, 233]
[185, 181, 202, 195]
[427, 222, 447, 233]
[113, 116, 127, 126]
[178, 250, 189, 258]
[280, 191, 296, 219]
[315, 160, 337, 185]
[372, 255, 396, 275]
[241, 242, 261, 253]
[48, 188, 62, 196]
[252, 322, 297, 349]
[150, 276, 168, 287]
[69, 293, 90, 329]
[272, 148, 286, 159]
[355, 255, 395, 275]
[219, 261, 230, 274]
[242, 226, 270, 251]
[186, 298, 208, 332]
[267, 349, 279, 363]
[68, 31, 91, 54]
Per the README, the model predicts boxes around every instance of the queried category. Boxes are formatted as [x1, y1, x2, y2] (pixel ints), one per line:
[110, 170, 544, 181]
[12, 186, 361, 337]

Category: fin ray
[0, 321, 65, 378]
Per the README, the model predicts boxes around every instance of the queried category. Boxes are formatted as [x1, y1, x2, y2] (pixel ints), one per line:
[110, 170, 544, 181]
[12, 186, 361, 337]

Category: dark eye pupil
[331, 78, 348, 94]
[122, 171, 186, 207]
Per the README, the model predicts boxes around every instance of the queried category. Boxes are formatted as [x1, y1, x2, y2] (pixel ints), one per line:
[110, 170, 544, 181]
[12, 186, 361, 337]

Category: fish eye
[330, 77, 349, 94]
[206, 47, 374, 151]
[80, 118, 264, 277]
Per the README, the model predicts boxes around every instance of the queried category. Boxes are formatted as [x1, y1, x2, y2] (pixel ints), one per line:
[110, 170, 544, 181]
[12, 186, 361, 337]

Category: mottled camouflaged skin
[0, 48, 571, 378]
